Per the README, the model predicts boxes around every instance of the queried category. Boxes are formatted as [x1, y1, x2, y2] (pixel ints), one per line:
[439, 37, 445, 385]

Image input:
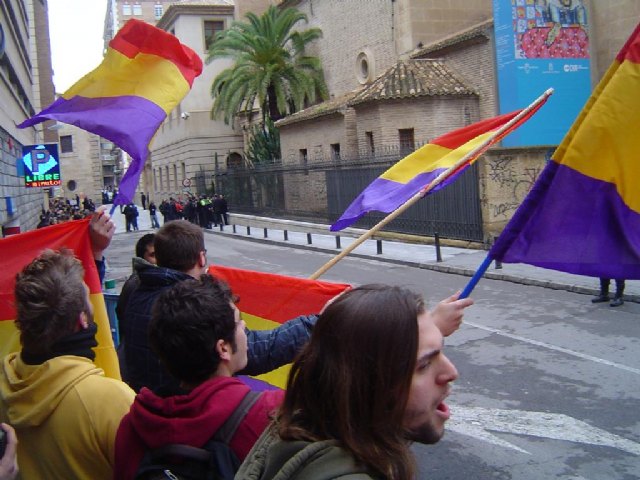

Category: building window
[330, 143, 341, 160]
[204, 20, 225, 51]
[153, 169, 158, 191]
[165, 166, 170, 190]
[399, 128, 415, 155]
[154, 4, 163, 18]
[133, 3, 142, 15]
[123, 3, 131, 15]
[60, 135, 73, 153]
[365, 131, 374, 154]
[299, 149, 308, 166]
[158, 168, 163, 190]
[181, 162, 186, 183]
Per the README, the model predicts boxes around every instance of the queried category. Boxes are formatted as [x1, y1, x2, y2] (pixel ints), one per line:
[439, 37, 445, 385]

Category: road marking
[465, 321, 640, 375]
[449, 406, 640, 456]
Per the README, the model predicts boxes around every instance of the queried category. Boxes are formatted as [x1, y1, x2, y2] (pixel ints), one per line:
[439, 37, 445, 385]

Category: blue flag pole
[460, 254, 494, 299]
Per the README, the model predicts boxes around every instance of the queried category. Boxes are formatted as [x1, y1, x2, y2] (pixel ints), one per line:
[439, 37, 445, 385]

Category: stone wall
[355, 96, 480, 149]
[290, 0, 398, 97]
[479, 147, 550, 242]
[395, 0, 492, 54]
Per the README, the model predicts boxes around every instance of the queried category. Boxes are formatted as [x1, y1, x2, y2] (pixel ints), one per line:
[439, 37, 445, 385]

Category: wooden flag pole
[309, 89, 553, 280]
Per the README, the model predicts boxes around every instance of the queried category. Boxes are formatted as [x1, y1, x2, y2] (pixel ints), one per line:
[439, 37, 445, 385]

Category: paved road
[105, 219, 640, 480]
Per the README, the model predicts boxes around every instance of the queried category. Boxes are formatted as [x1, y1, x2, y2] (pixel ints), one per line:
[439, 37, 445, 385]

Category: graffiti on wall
[483, 155, 542, 220]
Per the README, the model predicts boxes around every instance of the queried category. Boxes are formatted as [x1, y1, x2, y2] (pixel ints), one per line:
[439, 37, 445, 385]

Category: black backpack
[134, 391, 261, 480]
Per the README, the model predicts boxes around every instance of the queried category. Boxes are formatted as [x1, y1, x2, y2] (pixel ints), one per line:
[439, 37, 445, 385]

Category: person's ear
[199, 250, 207, 268]
[216, 339, 231, 361]
[77, 312, 89, 330]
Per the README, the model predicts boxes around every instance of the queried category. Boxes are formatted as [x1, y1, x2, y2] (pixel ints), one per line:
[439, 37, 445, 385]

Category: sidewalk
[106, 206, 640, 303]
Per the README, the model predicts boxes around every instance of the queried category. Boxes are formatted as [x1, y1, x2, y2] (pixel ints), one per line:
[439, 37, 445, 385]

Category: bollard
[434, 232, 443, 263]
[219, 223, 224, 232]
[307, 233, 312, 245]
[246, 226, 251, 236]
[335, 235, 341, 249]
[376, 239, 382, 255]
[263, 228, 268, 238]
[493, 236, 502, 269]
[232, 224, 236, 233]
[284, 230, 288, 241]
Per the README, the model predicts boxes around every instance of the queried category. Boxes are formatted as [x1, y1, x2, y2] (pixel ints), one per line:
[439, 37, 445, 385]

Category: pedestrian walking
[148, 201, 160, 228]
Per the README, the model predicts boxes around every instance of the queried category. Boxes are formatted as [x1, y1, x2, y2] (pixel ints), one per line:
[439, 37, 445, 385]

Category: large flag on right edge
[490, 23, 640, 279]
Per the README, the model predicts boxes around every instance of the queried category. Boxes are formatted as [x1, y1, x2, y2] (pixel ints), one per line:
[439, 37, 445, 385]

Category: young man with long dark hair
[237, 284, 459, 480]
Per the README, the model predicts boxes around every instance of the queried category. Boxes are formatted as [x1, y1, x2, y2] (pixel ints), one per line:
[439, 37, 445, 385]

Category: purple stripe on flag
[19, 95, 165, 164]
[491, 162, 640, 279]
[331, 167, 459, 231]
[238, 375, 282, 392]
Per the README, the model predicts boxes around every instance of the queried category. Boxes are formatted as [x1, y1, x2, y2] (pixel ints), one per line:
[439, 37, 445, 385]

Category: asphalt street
[105, 210, 640, 480]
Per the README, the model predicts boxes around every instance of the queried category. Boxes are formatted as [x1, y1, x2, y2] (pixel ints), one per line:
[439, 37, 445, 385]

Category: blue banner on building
[21, 144, 61, 188]
[493, 0, 591, 147]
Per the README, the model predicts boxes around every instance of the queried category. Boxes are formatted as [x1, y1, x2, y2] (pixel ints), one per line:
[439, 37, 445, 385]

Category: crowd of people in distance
[156, 194, 229, 229]
[0, 212, 473, 480]
[36, 196, 97, 228]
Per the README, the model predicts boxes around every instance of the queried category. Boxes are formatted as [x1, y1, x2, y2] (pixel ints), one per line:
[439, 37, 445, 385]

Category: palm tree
[206, 6, 328, 125]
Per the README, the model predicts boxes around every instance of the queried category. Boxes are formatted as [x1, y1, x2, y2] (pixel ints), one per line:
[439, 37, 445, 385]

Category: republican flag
[18, 19, 203, 205]
[0, 220, 121, 378]
[330, 104, 547, 232]
[490, 22, 640, 279]
[209, 265, 350, 389]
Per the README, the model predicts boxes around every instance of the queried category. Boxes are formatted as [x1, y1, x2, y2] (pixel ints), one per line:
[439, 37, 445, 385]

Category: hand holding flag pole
[310, 89, 553, 281]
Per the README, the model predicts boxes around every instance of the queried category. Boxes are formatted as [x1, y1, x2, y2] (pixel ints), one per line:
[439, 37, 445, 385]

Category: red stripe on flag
[109, 19, 203, 86]
[430, 110, 522, 150]
[209, 265, 350, 324]
[616, 22, 640, 63]
[0, 219, 99, 319]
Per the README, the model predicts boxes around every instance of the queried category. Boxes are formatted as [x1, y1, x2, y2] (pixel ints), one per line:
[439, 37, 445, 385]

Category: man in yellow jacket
[0, 250, 134, 479]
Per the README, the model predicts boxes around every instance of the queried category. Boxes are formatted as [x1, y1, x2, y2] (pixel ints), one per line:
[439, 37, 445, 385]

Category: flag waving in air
[489, 22, 640, 280]
[330, 101, 548, 232]
[209, 265, 350, 390]
[0, 220, 121, 379]
[18, 19, 203, 206]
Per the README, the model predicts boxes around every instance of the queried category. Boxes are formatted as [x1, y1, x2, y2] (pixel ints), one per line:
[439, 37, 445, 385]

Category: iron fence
[194, 151, 483, 241]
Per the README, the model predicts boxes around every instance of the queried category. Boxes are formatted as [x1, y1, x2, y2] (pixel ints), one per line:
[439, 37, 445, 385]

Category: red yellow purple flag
[18, 19, 202, 205]
[331, 101, 548, 232]
[209, 265, 350, 389]
[0, 220, 121, 379]
[489, 22, 640, 279]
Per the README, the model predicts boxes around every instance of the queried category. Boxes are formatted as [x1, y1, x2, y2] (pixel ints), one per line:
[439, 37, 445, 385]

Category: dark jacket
[235, 425, 379, 480]
[114, 377, 284, 480]
[122, 264, 318, 393]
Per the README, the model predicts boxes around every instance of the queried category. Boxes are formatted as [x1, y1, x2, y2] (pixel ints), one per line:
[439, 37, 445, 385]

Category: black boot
[592, 278, 610, 303]
[610, 296, 624, 307]
[591, 294, 610, 303]
[610, 279, 625, 307]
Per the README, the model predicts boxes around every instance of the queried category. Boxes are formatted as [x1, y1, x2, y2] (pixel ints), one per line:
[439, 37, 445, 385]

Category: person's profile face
[143, 245, 156, 265]
[403, 312, 458, 444]
[229, 303, 248, 373]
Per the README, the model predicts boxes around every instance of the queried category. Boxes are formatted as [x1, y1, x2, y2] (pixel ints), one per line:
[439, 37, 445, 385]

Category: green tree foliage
[206, 5, 328, 125]
[246, 118, 281, 167]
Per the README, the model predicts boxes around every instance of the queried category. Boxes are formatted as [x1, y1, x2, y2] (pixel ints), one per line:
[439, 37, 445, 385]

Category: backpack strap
[213, 390, 261, 444]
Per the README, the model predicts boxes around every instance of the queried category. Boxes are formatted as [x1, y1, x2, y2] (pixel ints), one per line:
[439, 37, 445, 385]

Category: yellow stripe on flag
[241, 312, 290, 389]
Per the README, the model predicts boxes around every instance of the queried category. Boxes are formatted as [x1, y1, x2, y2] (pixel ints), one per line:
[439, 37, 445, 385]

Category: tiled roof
[275, 90, 359, 127]
[410, 19, 493, 58]
[348, 59, 476, 107]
